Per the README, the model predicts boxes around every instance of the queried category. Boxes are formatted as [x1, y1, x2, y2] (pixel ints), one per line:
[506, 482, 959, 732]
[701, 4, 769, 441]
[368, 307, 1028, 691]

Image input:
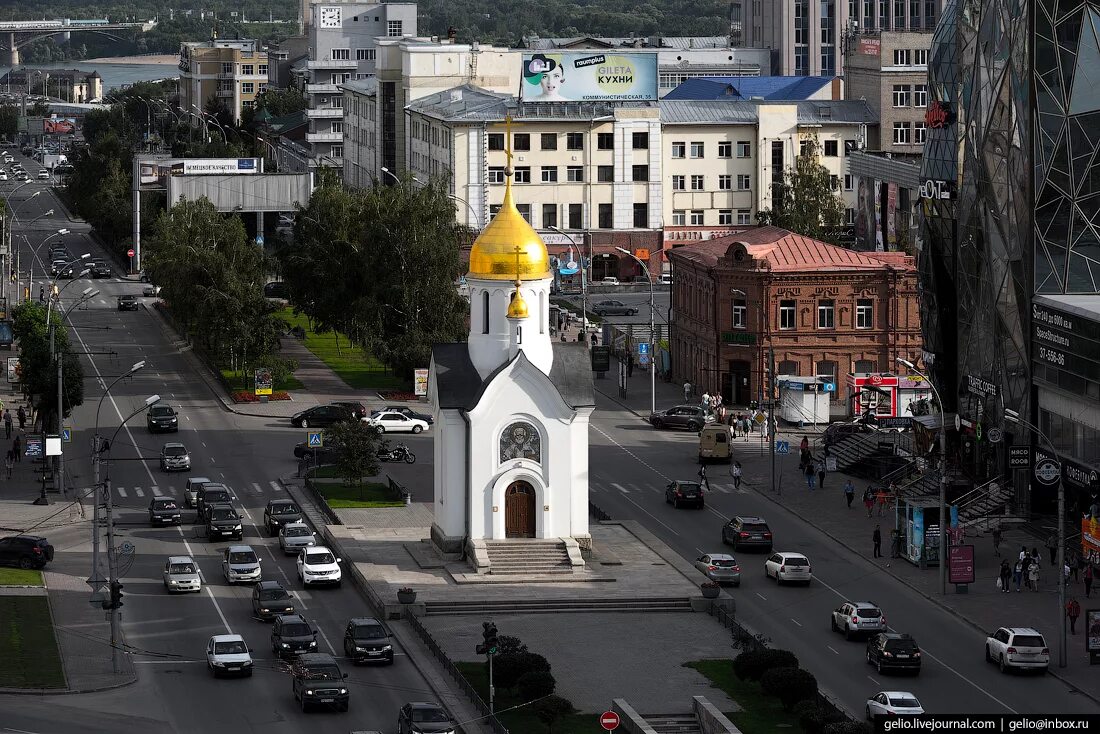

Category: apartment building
[845, 31, 931, 152]
[178, 38, 269, 124]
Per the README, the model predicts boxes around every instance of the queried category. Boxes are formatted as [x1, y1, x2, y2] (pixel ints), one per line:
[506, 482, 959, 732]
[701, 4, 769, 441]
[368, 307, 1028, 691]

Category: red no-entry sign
[599, 711, 620, 731]
[127, 249, 135, 258]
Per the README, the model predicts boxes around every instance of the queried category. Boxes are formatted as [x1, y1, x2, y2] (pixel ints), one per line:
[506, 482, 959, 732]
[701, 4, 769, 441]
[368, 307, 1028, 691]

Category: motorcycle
[378, 443, 416, 464]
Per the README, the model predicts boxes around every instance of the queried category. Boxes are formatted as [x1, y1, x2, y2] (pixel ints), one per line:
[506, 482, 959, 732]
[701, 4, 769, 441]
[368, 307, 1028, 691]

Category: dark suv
[665, 480, 705, 509]
[0, 535, 54, 569]
[291, 653, 349, 712]
[263, 499, 302, 535]
[252, 580, 295, 621]
[343, 617, 394, 665]
[206, 503, 243, 540]
[272, 614, 318, 659]
[866, 632, 922, 675]
[722, 515, 773, 552]
[147, 404, 179, 433]
[196, 484, 235, 520]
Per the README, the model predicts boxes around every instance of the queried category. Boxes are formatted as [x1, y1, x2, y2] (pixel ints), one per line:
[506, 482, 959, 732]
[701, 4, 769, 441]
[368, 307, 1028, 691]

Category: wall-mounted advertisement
[171, 158, 259, 175]
[521, 52, 658, 102]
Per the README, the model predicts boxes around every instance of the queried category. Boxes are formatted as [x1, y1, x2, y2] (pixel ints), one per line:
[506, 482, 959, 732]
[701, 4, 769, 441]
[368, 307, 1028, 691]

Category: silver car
[222, 545, 261, 584]
[160, 442, 191, 472]
[163, 555, 201, 593]
[694, 553, 741, 586]
[831, 601, 887, 639]
[184, 476, 211, 508]
[279, 522, 317, 555]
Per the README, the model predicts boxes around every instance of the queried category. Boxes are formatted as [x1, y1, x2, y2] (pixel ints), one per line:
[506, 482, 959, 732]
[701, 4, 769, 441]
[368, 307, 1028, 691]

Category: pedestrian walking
[873, 525, 882, 558]
[800, 436, 810, 453]
[3, 451, 11, 479]
[38, 286, 44, 303]
[591, 332, 599, 346]
[876, 487, 888, 517]
[1028, 561, 1041, 592]
[730, 461, 742, 490]
[683, 381, 692, 402]
[16, 406, 25, 430]
[844, 480, 855, 509]
[12, 435, 20, 462]
[890, 529, 901, 558]
[863, 487, 875, 517]
[1067, 597, 1082, 634]
[998, 559, 1012, 593]
[1047, 533, 1058, 565]
[804, 462, 816, 490]
[816, 461, 826, 490]
[1013, 558, 1024, 592]
[992, 525, 1002, 557]
[3, 410, 11, 439]
[1085, 564, 1094, 598]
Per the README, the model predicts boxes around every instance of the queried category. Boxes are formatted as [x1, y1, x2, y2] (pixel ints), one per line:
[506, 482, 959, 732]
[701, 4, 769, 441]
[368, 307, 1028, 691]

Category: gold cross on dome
[512, 244, 524, 284]
[504, 115, 513, 170]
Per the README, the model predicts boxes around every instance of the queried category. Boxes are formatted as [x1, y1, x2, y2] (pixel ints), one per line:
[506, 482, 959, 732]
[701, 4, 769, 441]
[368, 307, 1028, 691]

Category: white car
[866, 691, 924, 718]
[599, 276, 620, 286]
[162, 555, 201, 593]
[764, 551, 812, 585]
[280, 522, 317, 555]
[367, 410, 429, 434]
[143, 284, 161, 297]
[0, 173, 7, 181]
[222, 545, 262, 584]
[296, 546, 342, 587]
[985, 626, 1049, 673]
[831, 601, 887, 639]
[36, 169, 48, 179]
[206, 634, 253, 678]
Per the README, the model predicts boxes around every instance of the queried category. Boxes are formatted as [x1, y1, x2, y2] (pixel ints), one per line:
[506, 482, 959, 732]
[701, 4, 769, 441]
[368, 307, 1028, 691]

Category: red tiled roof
[669, 226, 915, 272]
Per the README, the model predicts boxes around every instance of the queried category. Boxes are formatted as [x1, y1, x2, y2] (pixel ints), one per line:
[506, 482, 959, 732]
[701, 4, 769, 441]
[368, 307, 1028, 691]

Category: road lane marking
[117, 486, 127, 498]
[173, 525, 232, 634]
[827, 646, 840, 655]
[617, 493, 681, 536]
[791, 618, 802, 627]
[134, 487, 144, 497]
[270, 481, 282, 492]
[591, 424, 672, 482]
[867, 675, 879, 685]
[316, 626, 337, 656]
[755, 593, 767, 601]
[151, 486, 160, 496]
[611, 482, 631, 493]
[252, 482, 262, 494]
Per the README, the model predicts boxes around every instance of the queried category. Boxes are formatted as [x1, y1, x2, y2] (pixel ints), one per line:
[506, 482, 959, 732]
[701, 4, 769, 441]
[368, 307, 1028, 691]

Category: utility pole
[105, 457, 120, 675]
[769, 346, 777, 496]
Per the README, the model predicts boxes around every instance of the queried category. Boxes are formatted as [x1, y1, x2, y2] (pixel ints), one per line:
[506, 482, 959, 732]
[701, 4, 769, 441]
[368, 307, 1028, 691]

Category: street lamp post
[897, 357, 947, 594]
[549, 226, 588, 337]
[616, 247, 656, 415]
[448, 193, 482, 230]
[380, 166, 401, 184]
[26, 229, 71, 300]
[1005, 408, 1067, 669]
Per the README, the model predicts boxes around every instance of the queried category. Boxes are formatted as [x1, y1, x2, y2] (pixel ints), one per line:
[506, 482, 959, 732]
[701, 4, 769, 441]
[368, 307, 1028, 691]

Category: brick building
[669, 226, 922, 411]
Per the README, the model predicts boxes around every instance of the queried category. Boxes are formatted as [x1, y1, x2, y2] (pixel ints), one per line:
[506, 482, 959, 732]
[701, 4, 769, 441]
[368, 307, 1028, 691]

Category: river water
[0, 61, 178, 95]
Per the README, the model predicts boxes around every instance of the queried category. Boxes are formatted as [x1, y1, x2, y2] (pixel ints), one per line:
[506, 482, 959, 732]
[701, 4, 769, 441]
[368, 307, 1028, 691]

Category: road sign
[1008, 446, 1031, 469]
[638, 343, 649, 354]
[307, 431, 323, 448]
[638, 341, 650, 367]
[62, 427, 71, 443]
[126, 248, 135, 258]
[255, 234, 265, 247]
[823, 382, 836, 392]
[599, 711, 620, 731]
[25, 435, 43, 458]
[775, 440, 790, 455]
[1035, 458, 1060, 485]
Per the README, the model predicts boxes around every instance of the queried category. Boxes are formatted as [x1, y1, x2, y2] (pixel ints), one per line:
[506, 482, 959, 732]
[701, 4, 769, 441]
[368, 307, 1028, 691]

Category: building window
[567, 166, 584, 182]
[332, 49, 350, 61]
[846, 207, 856, 224]
[817, 299, 835, 328]
[732, 299, 747, 328]
[914, 122, 927, 144]
[830, 175, 840, 191]
[241, 64, 255, 75]
[844, 173, 853, 191]
[566, 132, 583, 150]
[718, 175, 732, 190]
[632, 164, 649, 182]
[541, 133, 558, 150]
[736, 209, 751, 225]
[514, 166, 531, 183]
[690, 174, 704, 190]
[488, 167, 505, 184]
[632, 131, 649, 149]
[516, 203, 532, 224]
[892, 48, 911, 65]
[598, 203, 613, 228]
[718, 141, 732, 158]
[242, 82, 254, 94]
[488, 133, 504, 150]
[513, 133, 531, 151]
[633, 203, 648, 227]
[387, 20, 403, 36]
[258, 83, 268, 94]
[672, 210, 686, 225]
[541, 166, 558, 183]
[241, 100, 254, 109]
[221, 62, 233, 74]
[672, 175, 686, 190]
[568, 203, 583, 229]
[913, 84, 927, 107]
[800, 139, 813, 157]
[856, 299, 873, 329]
[597, 165, 614, 182]
[597, 132, 614, 150]
[671, 141, 686, 158]
[356, 49, 376, 61]
[893, 122, 911, 144]
[823, 139, 839, 156]
[330, 121, 343, 133]
[736, 174, 751, 190]
[736, 140, 751, 158]
[258, 64, 268, 75]
[690, 141, 705, 158]
[542, 204, 558, 229]
[892, 84, 910, 107]
[718, 209, 733, 225]
[689, 209, 704, 225]
[331, 144, 343, 157]
[913, 48, 928, 65]
[777, 300, 795, 329]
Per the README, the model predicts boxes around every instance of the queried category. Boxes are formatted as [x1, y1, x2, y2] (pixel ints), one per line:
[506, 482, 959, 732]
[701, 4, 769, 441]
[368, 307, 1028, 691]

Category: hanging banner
[521, 52, 658, 102]
[414, 369, 429, 397]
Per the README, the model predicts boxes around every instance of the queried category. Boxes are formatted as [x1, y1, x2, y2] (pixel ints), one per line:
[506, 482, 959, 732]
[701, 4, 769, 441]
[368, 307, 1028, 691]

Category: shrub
[823, 722, 871, 734]
[794, 699, 845, 734]
[516, 669, 556, 700]
[534, 695, 575, 733]
[498, 635, 528, 656]
[733, 648, 799, 681]
[760, 666, 818, 710]
[493, 652, 551, 689]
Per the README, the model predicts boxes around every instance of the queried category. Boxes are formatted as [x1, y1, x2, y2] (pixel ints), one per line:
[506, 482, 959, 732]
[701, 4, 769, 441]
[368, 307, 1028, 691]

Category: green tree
[760, 666, 818, 710]
[756, 136, 846, 243]
[11, 302, 85, 427]
[0, 105, 18, 140]
[534, 696, 576, 733]
[324, 419, 382, 490]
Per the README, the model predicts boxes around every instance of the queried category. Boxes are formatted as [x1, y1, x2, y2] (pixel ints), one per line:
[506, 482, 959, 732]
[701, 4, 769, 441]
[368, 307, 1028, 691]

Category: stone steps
[422, 596, 694, 615]
[646, 714, 702, 734]
[485, 539, 573, 576]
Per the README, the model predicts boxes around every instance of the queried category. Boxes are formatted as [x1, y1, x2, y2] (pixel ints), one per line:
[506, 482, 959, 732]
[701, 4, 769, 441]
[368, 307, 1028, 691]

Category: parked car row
[290, 403, 433, 433]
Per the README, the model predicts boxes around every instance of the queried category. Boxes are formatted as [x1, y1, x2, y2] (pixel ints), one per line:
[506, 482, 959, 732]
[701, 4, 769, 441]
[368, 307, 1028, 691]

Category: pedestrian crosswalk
[115, 480, 284, 499]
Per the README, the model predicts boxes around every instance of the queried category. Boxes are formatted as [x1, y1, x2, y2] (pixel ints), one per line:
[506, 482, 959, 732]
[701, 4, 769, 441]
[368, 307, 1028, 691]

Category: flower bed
[231, 390, 291, 403]
[377, 389, 418, 402]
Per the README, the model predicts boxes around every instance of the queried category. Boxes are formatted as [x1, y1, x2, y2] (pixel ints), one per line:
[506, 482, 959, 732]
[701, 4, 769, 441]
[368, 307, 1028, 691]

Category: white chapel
[427, 132, 594, 561]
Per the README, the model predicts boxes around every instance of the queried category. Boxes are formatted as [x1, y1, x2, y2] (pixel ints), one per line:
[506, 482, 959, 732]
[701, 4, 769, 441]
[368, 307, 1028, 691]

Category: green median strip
[0, 596, 66, 689]
[0, 568, 44, 586]
[684, 659, 802, 732]
[311, 481, 406, 508]
[277, 308, 404, 389]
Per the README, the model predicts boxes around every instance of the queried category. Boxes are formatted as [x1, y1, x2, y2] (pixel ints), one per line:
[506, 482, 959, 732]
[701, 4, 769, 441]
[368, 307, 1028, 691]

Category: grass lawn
[277, 308, 405, 390]
[0, 568, 44, 586]
[455, 661, 605, 734]
[220, 368, 305, 392]
[0, 597, 66, 689]
[685, 660, 802, 732]
[311, 480, 405, 508]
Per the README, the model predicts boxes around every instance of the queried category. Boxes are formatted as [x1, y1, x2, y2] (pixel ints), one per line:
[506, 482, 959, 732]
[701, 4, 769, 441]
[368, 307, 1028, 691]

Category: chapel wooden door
[504, 481, 536, 538]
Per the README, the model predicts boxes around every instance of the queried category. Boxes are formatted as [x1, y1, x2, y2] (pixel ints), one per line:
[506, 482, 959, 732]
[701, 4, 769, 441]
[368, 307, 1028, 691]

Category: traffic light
[109, 579, 123, 609]
[476, 621, 499, 656]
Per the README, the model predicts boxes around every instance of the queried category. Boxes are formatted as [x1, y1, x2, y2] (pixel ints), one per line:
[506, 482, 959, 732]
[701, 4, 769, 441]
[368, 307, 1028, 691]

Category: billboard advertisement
[171, 158, 259, 175]
[521, 52, 658, 102]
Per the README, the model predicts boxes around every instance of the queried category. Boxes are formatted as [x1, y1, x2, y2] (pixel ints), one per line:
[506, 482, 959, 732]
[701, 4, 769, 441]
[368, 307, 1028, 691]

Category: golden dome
[467, 178, 551, 281]
[506, 282, 530, 319]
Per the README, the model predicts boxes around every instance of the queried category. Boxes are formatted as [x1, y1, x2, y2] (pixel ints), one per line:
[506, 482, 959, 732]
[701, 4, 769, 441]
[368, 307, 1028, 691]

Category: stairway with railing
[827, 430, 915, 479]
[956, 476, 1025, 530]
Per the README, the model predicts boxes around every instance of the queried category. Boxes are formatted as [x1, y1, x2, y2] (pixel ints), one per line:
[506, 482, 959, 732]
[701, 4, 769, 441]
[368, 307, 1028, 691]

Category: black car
[293, 442, 339, 462]
[90, 261, 111, 278]
[866, 633, 922, 675]
[272, 613, 318, 659]
[264, 281, 289, 299]
[196, 484, 235, 520]
[292, 653, 349, 712]
[148, 497, 182, 526]
[263, 499, 302, 535]
[117, 295, 139, 311]
[52, 263, 74, 279]
[146, 404, 179, 433]
[665, 480, 705, 509]
[398, 702, 457, 734]
[343, 617, 394, 665]
[0, 535, 54, 569]
[290, 404, 355, 428]
[722, 515, 773, 551]
[648, 405, 708, 431]
[333, 401, 369, 420]
[252, 580, 295, 621]
[381, 405, 434, 425]
[206, 503, 243, 540]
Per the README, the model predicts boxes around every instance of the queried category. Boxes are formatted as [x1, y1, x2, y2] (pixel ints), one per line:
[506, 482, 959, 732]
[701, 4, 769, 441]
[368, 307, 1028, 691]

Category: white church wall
[433, 408, 468, 538]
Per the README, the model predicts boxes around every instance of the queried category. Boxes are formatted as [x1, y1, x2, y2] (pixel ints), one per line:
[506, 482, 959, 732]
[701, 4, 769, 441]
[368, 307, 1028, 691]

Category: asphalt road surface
[560, 289, 671, 327]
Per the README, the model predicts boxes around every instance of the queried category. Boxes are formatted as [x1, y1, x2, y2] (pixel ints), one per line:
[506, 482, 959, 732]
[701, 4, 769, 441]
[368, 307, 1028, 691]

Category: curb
[0, 672, 137, 696]
[747, 484, 1100, 707]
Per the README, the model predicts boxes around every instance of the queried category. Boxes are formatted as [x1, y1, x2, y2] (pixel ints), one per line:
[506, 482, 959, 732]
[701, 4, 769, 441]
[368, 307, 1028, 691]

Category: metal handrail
[954, 476, 1005, 513]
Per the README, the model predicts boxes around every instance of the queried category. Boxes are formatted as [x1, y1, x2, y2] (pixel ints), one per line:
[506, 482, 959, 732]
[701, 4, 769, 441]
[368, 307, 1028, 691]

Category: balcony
[307, 59, 357, 70]
[306, 131, 343, 143]
[216, 89, 234, 98]
[306, 83, 340, 94]
[307, 107, 344, 119]
[217, 71, 235, 80]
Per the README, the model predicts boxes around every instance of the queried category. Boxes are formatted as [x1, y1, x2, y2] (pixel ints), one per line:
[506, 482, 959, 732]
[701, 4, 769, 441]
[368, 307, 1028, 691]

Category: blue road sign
[638, 343, 649, 354]
[62, 427, 71, 443]
[307, 431, 323, 448]
[775, 440, 790, 455]
[255, 234, 265, 247]
[824, 382, 836, 392]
